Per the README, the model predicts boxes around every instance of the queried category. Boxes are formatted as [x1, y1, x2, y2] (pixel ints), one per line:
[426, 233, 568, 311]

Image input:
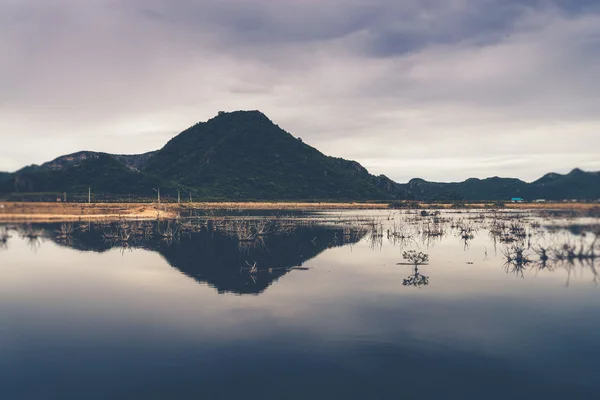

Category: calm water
[1, 210, 600, 399]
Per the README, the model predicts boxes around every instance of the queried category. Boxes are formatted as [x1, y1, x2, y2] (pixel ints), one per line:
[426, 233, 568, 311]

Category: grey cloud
[0, 0, 599, 183]
[132, 0, 599, 56]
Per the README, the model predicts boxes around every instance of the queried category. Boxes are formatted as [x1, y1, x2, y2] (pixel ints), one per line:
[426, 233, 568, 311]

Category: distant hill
[8, 154, 174, 199]
[528, 168, 600, 200]
[35, 151, 156, 172]
[401, 176, 527, 201]
[0, 172, 10, 194]
[399, 169, 600, 201]
[1, 110, 598, 201]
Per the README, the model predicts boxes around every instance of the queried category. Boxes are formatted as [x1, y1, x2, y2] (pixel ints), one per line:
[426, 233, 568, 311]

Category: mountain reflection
[156, 225, 358, 294]
[17, 220, 366, 295]
[3, 209, 599, 291]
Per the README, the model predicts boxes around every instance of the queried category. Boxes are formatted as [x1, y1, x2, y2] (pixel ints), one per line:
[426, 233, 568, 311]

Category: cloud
[0, 0, 598, 182]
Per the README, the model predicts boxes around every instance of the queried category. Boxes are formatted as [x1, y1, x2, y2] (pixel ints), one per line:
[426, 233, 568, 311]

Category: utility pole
[177, 190, 181, 204]
[63, 192, 67, 202]
[153, 188, 160, 205]
[88, 187, 91, 204]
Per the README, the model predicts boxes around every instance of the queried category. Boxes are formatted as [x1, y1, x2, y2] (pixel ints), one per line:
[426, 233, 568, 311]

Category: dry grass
[505, 202, 599, 210]
[0, 202, 177, 222]
[1, 201, 597, 222]
[0, 201, 387, 222]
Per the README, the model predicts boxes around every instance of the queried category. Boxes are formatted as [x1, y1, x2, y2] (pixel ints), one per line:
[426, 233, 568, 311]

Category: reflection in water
[387, 210, 600, 287]
[502, 244, 532, 278]
[2, 210, 600, 399]
[501, 239, 599, 285]
[0, 226, 9, 250]
[156, 225, 361, 294]
[18, 219, 366, 295]
[3, 210, 599, 291]
[400, 250, 430, 288]
[403, 265, 430, 287]
[455, 222, 476, 250]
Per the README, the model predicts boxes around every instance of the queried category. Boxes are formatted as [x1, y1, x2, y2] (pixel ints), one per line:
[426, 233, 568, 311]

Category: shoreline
[0, 201, 598, 222]
[0, 201, 390, 222]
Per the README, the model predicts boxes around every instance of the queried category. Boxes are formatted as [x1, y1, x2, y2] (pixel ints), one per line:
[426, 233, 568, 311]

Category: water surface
[1, 210, 599, 399]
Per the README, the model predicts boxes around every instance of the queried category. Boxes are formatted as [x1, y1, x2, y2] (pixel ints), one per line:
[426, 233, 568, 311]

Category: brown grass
[505, 202, 599, 210]
[1, 201, 597, 222]
[0, 202, 177, 222]
[0, 201, 388, 222]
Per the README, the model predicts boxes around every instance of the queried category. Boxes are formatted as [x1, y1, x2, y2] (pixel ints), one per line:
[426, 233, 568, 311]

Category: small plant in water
[502, 244, 532, 277]
[401, 250, 430, 288]
[402, 250, 429, 266]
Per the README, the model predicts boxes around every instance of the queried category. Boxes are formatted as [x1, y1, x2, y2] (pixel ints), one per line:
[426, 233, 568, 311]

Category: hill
[36, 151, 156, 172]
[143, 110, 398, 200]
[1, 110, 598, 202]
[401, 176, 528, 201]
[7, 154, 175, 200]
[528, 168, 600, 199]
[400, 169, 600, 201]
[1, 111, 401, 201]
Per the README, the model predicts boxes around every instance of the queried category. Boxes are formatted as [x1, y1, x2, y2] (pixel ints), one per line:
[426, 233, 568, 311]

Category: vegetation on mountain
[399, 169, 600, 201]
[143, 110, 399, 200]
[528, 168, 600, 200]
[36, 151, 156, 172]
[0, 110, 598, 202]
[401, 176, 528, 201]
[1, 111, 401, 201]
[7, 154, 175, 199]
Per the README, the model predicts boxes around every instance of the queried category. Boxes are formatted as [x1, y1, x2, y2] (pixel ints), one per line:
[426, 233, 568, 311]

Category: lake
[1, 209, 599, 399]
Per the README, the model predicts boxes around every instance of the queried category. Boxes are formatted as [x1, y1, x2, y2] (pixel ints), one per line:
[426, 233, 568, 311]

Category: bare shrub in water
[402, 250, 429, 266]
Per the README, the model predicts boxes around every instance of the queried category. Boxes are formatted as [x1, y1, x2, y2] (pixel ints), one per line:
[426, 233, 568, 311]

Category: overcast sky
[1, 0, 599, 182]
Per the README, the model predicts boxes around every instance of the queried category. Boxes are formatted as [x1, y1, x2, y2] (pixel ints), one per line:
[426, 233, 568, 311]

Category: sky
[1, 0, 599, 183]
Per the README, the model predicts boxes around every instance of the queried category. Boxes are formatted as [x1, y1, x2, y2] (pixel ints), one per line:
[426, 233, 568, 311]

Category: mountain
[401, 176, 528, 201]
[1, 110, 401, 201]
[399, 169, 600, 201]
[8, 154, 175, 200]
[1, 110, 598, 201]
[143, 110, 398, 200]
[527, 168, 600, 200]
[36, 151, 156, 172]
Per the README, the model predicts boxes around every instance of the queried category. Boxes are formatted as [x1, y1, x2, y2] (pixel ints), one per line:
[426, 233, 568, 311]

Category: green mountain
[143, 110, 398, 200]
[399, 169, 600, 201]
[1, 111, 401, 201]
[35, 150, 156, 172]
[401, 176, 528, 201]
[1, 110, 598, 202]
[527, 168, 600, 200]
[7, 154, 174, 200]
